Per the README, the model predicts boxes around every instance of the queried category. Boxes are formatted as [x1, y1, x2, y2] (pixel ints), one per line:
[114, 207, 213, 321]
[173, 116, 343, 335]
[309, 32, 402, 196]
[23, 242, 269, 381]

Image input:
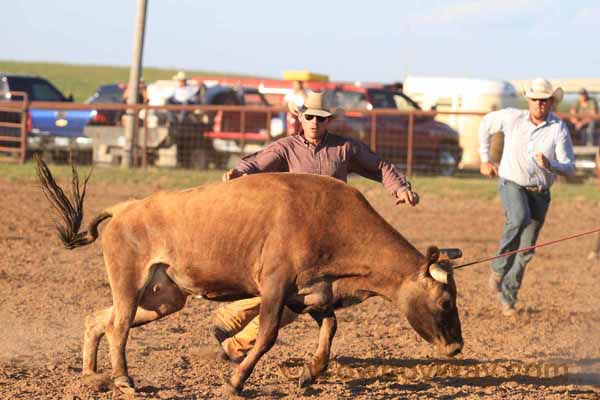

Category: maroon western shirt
[235, 133, 410, 195]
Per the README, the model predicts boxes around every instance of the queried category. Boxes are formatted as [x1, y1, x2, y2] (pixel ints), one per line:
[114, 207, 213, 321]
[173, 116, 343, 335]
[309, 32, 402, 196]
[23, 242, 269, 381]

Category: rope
[454, 227, 600, 270]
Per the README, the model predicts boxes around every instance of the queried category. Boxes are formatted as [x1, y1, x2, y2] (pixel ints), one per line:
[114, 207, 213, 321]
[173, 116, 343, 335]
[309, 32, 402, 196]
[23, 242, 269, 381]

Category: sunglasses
[304, 114, 328, 122]
[530, 98, 550, 103]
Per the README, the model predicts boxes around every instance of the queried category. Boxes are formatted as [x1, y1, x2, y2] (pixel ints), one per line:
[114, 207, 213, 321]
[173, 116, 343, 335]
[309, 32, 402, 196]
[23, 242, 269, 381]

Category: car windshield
[368, 89, 420, 111]
[326, 90, 369, 110]
[86, 85, 124, 103]
[243, 92, 268, 106]
[393, 93, 420, 111]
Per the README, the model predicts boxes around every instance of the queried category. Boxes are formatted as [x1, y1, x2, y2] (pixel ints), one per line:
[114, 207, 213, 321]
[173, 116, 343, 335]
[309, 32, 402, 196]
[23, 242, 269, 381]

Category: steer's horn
[429, 264, 448, 284]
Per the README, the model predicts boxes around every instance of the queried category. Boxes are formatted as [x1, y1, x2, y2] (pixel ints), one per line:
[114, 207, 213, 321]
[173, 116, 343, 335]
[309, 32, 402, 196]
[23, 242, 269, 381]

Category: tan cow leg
[299, 310, 337, 387]
[84, 264, 187, 394]
[225, 277, 288, 395]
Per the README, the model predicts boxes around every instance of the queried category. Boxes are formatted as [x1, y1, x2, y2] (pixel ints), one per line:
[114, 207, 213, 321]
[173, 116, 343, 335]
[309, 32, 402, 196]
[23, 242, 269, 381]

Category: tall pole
[122, 0, 148, 168]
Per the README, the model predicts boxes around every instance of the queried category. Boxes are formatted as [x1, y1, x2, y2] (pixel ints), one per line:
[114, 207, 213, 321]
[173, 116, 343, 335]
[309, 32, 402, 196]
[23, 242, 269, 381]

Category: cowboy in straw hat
[172, 70, 187, 81]
[522, 77, 564, 103]
[478, 77, 575, 317]
[167, 70, 199, 123]
[213, 90, 420, 363]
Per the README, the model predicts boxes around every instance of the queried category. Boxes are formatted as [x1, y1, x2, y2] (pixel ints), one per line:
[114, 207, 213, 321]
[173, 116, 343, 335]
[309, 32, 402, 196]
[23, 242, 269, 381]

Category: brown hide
[103, 173, 424, 302]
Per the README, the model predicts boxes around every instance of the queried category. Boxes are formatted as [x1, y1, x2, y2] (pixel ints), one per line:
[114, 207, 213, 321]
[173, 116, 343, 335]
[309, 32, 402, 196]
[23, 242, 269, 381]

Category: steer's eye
[440, 300, 452, 311]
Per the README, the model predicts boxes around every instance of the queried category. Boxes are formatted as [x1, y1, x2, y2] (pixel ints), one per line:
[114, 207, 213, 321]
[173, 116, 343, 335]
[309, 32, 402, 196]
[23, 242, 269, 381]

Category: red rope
[454, 227, 600, 270]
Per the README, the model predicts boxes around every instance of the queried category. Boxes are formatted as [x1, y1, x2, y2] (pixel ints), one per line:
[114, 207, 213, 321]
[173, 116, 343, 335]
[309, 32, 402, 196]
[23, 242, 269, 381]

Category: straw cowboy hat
[172, 71, 187, 81]
[523, 78, 563, 103]
[288, 91, 333, 118]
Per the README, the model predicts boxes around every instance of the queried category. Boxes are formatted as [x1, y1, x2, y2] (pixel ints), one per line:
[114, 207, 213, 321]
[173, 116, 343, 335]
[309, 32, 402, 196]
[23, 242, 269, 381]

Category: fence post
[370, 112, 377, 151]
[266, 110, 272, 143]
[19, 96, 29, 164]
[240, 109, 246, 157]
[142, 104, 148, 168]
[407, 112, 414, 176]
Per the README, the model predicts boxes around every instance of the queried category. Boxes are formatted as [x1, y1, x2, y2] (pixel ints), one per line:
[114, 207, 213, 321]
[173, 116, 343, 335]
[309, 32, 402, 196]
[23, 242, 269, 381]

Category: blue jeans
[584, 121, 596, 146]
[491, 179, 551, 306]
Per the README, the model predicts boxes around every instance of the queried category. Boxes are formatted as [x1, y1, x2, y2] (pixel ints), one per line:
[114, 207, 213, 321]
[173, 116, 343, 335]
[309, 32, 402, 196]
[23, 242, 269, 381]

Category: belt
[523, 185, 548, 193]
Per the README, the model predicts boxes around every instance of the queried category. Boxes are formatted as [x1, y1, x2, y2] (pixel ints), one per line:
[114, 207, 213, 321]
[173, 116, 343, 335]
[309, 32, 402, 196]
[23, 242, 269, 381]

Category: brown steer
[36, 158, 463, 396]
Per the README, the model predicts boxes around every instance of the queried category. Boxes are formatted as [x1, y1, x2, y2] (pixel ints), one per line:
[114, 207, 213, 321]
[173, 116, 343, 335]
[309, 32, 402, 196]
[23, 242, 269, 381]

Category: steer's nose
[446, 342, 463, 357]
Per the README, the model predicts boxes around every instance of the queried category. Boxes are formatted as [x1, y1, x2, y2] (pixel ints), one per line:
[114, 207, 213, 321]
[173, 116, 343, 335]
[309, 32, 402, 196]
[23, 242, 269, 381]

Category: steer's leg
[226, 277, 288, 395]
[83, 306, 112, 376]
[82, 264, 187, 389]
[299, 309, 337, 388]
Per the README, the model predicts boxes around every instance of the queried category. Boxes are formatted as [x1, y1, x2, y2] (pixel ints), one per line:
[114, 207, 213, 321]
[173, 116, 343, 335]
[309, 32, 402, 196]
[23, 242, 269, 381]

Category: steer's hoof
[222, 380, 243, 398]
[82, 372, 111, 391]
[298, 365, 314, 388]
[113, 375, 135, 394]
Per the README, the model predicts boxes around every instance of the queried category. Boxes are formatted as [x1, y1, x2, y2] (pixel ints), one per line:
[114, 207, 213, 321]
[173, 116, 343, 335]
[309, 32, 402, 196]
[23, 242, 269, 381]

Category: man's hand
[534, 152, 550, 170]
[222, 169, 246, 182]
[395, 189, 420, 207]
[480, 162, 498, 178]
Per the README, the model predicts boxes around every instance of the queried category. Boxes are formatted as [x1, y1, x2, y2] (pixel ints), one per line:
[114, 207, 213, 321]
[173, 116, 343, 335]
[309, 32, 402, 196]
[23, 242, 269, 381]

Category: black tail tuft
[35, 155, 94, 249]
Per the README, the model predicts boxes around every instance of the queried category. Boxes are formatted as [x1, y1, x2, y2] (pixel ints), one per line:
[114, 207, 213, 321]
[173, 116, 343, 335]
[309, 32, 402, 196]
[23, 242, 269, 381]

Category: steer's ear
[425, 246, 440, 266]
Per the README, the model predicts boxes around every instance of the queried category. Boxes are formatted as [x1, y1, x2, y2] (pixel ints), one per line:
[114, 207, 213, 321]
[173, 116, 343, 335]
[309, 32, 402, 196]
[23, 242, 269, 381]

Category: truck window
[335, 91, 368, 110]
[393, 94, 419, 111]
[30, 80, 65, 101]
[243, 93, 266, 106]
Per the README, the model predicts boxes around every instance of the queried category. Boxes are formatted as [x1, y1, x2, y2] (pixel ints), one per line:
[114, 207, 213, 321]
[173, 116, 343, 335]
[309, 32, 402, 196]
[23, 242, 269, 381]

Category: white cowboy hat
[523, 78, 563, 103]
[172, 71, 187, 81]
[288, 91, 332, 117]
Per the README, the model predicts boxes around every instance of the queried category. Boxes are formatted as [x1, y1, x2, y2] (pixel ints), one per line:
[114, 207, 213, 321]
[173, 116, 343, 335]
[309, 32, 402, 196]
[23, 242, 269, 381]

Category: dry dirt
[0, 177, 599, 399]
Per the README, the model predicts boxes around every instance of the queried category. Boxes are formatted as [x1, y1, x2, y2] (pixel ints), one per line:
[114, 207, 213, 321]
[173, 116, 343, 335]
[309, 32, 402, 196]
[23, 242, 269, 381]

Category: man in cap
[479, 78, 575, 317]
[569, 88, 598, 146]
[167, 71, 199, 123]
[213, 91, 419, 362]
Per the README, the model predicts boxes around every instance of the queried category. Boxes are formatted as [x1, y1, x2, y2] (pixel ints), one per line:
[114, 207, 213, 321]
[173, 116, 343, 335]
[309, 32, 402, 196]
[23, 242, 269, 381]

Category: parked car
[322, 85, 462, 175]
[85, 83, 126, 126]
[0, 73, 93, 162]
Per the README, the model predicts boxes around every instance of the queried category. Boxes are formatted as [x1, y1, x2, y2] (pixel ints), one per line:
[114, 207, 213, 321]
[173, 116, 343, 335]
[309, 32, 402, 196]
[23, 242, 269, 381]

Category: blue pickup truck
[0, 73, 93, 161]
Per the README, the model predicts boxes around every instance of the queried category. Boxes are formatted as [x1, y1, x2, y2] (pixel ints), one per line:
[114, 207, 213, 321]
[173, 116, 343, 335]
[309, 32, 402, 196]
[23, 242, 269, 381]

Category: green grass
[3, 161, 599, 202]
[0, 60, 264, 103]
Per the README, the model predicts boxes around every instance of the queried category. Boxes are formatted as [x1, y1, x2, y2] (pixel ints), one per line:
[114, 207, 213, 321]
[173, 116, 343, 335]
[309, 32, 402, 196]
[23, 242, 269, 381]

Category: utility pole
[122, 0, 148, 168]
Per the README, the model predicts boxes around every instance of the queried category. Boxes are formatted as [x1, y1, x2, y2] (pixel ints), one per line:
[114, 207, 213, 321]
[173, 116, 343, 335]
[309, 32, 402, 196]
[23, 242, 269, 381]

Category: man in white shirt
[478, 78, 575, 317]
[167, 71, 199, 123]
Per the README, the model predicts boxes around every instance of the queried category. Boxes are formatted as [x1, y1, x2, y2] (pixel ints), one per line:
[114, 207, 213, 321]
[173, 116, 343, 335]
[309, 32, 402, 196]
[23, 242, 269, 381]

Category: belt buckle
[525, 185, 543, 193]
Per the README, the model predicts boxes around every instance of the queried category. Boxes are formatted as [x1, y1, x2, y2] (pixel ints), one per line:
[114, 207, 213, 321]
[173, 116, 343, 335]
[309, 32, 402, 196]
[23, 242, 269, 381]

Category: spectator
[570, 88, 598, 146]
[284, 80, 308, 134]
[284, 80, 307, 108]
[122, 78, 148, 104]
[121, 78, 148, 125]
[167, 71, 199, 123]
[479, 78, 575, 317]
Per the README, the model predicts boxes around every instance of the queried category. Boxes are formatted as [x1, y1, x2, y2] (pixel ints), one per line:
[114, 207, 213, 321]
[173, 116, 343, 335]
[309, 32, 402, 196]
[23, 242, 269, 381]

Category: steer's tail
[35, 156, 111, 249]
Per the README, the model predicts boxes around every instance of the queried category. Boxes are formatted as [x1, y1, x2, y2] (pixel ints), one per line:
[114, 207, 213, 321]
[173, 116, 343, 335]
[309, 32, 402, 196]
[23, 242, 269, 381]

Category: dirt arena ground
[1, 175, 599, 399]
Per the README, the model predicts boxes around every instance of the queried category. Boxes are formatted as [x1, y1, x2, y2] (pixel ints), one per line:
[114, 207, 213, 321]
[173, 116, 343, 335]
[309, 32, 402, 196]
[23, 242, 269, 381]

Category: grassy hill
[0, 60, 258, 102]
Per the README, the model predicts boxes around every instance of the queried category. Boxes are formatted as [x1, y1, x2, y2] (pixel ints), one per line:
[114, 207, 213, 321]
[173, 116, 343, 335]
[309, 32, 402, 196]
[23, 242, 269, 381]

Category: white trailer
[402, 76, 520, 169]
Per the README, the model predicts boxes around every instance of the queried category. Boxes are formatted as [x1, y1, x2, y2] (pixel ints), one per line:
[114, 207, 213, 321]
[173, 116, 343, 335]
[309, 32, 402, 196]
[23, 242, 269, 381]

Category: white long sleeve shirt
[478, 108, 575, 188]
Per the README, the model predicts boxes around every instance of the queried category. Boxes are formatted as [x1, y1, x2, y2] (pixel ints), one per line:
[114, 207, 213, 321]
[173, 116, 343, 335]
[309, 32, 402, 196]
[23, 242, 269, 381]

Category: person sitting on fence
[167, 71, 199, 123]
[569, 88, 598, 146]
[121, 78, 148, 125]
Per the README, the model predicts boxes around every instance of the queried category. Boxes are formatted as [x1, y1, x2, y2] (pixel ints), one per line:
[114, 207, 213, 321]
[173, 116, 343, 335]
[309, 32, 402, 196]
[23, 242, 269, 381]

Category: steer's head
[402, 246, 463, 357]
